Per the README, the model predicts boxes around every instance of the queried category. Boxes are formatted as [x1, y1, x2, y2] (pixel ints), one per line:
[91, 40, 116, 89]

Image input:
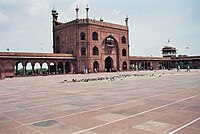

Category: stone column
[40, 63, 42, 74]
[31, 63, 34, 75]
[55, 63, 58, 74]
[23, 64, 26, 75]
[48, 64, 50, 74]
[15, 64, 18, 75]
[63, 62, 65, 74]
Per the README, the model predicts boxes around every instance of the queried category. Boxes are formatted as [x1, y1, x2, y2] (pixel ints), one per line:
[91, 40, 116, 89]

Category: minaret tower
[51, 7, 58, 53]
[125, 15, 129, 26]
[75, 5, 79, 19]
[86, 4, 89, 19]
[51, 7, 58, 27]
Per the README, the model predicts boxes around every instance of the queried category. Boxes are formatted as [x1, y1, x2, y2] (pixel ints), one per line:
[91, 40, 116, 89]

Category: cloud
[28, 0, 49, 16]
[0, 11, 10, 23]
[112, 9, 121, 16]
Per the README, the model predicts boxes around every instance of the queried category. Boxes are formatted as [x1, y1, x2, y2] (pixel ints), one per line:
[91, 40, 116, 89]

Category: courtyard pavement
[0, 69, 199, 134]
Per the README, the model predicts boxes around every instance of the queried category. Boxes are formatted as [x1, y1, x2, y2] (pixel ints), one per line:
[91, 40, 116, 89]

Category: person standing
[187, 65, 190, 72]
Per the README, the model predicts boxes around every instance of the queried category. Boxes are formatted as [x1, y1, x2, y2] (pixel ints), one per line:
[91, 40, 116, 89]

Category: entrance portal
[105, 57, 113, 72]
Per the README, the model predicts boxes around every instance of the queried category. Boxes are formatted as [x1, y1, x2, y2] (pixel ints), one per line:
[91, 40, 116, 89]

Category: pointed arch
[58, 62, 64, 74]
[25, 62, 32, 75]
[50, 62, 56, 74]
[92, 32, 98, 40]
[65, 62, 71, 73]
[93, 61, 99, 72]
[42, 62, 48, 74]
[80, 32, 86, 40]
[121, 36, 126, 44]
[81, 47, 86, 56]
[122, 49, 127, 56]
[122, 61, 127, 70]
[93, 46, 99, 55]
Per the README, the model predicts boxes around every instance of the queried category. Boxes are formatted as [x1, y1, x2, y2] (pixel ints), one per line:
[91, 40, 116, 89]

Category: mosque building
[0, 6, 199, 79]
[52, 6, 130, 73]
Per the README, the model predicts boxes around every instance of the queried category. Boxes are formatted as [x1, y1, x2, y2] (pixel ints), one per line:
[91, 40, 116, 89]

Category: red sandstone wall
[53, 19, 130, 73]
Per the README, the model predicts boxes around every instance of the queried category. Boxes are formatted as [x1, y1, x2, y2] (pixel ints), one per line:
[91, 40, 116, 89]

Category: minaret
[125, 15, 129, 26]
[51, 7, 58, 53]
[51, 7, 58, 22]
[86, 4, 89, 19]
[75, 5, 79, 19]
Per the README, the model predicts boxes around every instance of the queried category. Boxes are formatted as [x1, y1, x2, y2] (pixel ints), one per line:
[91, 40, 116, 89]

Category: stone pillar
[55, 63, 58, 74]
[16, 64, 18, 75]
[23, 64, 26, 75]
[48, 64, 50, 74]
[63, 62, 65, 74]
[31, 63, 34, 75]
[40, 63, 42, 74]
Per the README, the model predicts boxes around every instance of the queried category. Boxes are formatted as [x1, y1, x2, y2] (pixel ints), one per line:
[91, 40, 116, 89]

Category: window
[92, 32, 98, 40]
[93, 46, 99, 55]
[122, 36, 126, 44]
[123, 61, 127, 70]
[81, 47, 86, 56]
[80, 32, 86, 40]
[122, 49, 126, 56]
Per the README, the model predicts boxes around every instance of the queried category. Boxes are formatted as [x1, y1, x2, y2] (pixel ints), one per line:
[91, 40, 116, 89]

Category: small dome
[164, 39, 176, 48]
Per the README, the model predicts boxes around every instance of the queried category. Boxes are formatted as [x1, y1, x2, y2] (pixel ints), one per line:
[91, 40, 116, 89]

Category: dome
[164, 39, 176, 48]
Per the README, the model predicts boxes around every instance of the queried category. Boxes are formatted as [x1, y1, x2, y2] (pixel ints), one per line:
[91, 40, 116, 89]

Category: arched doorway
[122, 61, 127, 70]
[65, 62, 71, 73]
[50, 62, 56, 74]
[93, 61, 99, 72]
[15, 62, 23, 75]
[5, 62, 14, 77]
[105, 57, 113, 72]
[58, 62, 64, 74]
[42, 62, 48, 74]
[25, 62, 32, 75]
[103, 35, 119, 71]
[34, 62, 41, 75]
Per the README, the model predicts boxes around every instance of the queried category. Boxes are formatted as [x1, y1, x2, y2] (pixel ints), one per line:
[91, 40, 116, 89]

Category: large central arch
[105, 57, 113, 72]
[103, 35, 119, 71]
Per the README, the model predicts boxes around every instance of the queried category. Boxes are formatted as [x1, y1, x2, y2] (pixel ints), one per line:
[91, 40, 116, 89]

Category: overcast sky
[0, 0, 200, 56]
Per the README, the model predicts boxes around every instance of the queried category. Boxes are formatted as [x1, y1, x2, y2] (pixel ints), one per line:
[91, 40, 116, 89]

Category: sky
[0, 0, 200, 56]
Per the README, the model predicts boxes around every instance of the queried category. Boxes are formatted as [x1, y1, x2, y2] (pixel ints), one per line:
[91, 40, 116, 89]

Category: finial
[75, 5, 79, 19]
[125, 15, 129, 26]
[52, 6, 56, 11]
[86, 4, 89, 19]
[126, 15, 129, 19]
[168, 39, 170, 43]
[100, 16, 103, 22]
[51, 6, 57, 13]
[52, 6, 58, 21]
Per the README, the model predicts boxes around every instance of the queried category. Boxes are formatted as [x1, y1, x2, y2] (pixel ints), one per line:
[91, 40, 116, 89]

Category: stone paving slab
[0, 69, 200, 134]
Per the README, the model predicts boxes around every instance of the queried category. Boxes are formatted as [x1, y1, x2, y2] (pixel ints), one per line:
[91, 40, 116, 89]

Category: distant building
[161, 39, 177, 57]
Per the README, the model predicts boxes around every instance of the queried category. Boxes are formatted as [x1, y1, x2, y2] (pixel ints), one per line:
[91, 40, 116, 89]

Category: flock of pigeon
[60, 72, 175, 83]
